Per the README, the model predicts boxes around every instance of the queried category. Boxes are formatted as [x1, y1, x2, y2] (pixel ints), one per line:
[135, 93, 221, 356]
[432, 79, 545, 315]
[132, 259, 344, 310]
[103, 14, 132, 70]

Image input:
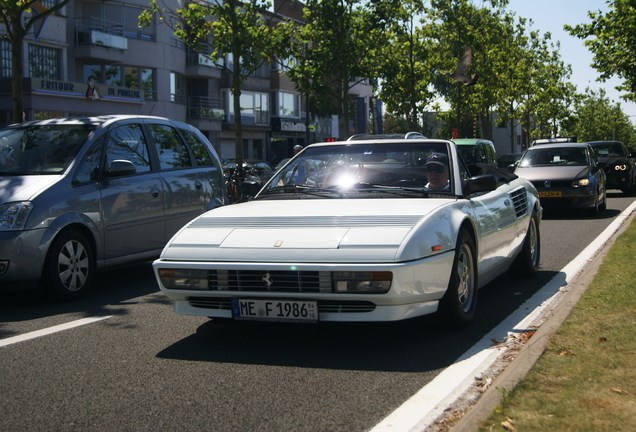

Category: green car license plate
[231, 298, 319, 322]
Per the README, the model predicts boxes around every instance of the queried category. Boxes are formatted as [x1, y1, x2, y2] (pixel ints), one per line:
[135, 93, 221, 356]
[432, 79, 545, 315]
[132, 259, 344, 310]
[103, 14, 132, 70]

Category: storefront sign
[32, 78, 143, 103]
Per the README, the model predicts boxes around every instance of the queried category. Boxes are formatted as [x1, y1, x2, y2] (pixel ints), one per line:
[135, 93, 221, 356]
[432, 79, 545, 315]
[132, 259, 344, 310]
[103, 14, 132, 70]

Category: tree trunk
[10, 23, 25, 123]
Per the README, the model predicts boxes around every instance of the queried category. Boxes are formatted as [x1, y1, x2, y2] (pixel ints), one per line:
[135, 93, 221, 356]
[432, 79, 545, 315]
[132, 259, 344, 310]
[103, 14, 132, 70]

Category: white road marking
[0, 316, 112, 348]
[370, 200, 636, 431]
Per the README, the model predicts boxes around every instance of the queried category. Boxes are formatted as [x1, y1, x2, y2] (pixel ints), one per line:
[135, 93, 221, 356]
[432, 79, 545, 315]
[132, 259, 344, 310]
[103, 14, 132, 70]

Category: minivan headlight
[0, 202, 33, 231]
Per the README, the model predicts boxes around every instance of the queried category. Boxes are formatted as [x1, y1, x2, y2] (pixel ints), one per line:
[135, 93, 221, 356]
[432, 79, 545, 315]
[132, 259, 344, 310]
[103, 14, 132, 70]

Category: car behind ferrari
[153, 138, 541, 327]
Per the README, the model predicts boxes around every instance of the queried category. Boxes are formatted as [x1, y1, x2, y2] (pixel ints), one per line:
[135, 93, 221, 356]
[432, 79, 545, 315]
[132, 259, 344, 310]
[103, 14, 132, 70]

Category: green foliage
[566, 0, 636, 102]
[139, 0, 281, 165]
[1, 0, 71, 123]
[563, 88, 636, 147]
[282, 0, 388, 138]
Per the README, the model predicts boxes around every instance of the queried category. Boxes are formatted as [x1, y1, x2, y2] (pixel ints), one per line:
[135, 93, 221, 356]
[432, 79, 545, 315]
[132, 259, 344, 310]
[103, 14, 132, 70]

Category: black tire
[510, 212, 540, 276]
[600, 191, 607, 211]
[42, 230, 94, 300]
[439, 229, 478, 327]
[589, 191, 600, 216]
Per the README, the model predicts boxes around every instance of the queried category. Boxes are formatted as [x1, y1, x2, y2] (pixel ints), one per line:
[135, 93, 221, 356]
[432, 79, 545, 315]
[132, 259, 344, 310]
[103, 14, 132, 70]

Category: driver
[424, 153, 450, 191]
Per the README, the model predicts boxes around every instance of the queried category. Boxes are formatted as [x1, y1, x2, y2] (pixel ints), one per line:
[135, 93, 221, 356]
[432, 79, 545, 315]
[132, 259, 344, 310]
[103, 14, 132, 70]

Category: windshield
[260, 141, 453, 198]
[592, 143, 625, 157]
[518, 147, 589, 167]
[0, 124, 94, 175]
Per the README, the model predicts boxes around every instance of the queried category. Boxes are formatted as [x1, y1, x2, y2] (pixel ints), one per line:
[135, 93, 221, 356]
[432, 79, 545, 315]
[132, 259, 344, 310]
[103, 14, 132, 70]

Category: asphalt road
[1, 192, 633, 432]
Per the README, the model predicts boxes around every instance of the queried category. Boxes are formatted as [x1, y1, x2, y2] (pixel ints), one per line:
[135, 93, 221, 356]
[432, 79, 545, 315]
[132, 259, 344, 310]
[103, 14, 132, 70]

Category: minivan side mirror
[107, 159, 136, 177]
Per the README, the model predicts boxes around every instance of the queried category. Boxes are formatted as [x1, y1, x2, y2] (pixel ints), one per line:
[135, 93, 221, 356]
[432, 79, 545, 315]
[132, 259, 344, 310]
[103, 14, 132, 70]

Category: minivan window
[182, 129, 213, 166]
[150, 124, 192, 170]
[106, 124, 151, 173]
[0, 125, 92, 175]
[74, 138, 104, 184]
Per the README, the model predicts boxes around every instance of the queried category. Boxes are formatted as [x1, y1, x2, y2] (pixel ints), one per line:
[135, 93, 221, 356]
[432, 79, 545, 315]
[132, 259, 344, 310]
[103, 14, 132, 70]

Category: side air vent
[509, 188, 529, 219]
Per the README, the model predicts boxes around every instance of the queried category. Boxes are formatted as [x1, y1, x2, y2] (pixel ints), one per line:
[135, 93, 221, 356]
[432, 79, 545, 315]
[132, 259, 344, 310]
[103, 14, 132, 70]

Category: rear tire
[439, 229, 477, 327]
[510, 212, 540, 276]
[43, 230, 94, 300]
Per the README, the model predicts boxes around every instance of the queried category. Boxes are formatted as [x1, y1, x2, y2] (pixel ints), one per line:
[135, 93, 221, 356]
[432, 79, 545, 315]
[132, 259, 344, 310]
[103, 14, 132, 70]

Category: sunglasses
[425, 164, 445, 173]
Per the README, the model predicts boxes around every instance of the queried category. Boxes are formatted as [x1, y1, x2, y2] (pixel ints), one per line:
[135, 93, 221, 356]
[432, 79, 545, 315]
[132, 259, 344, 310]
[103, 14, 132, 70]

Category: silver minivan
[0, 115, 226, 299]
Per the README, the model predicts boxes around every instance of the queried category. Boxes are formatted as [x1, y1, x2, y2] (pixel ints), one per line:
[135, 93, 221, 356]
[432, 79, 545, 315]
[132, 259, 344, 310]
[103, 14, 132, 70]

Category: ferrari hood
[160, 198, 450, 262]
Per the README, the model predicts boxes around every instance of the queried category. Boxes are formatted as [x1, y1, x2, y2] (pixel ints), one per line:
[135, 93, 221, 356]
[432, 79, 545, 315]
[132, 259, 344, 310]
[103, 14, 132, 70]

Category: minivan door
[100, 123, 165, 261]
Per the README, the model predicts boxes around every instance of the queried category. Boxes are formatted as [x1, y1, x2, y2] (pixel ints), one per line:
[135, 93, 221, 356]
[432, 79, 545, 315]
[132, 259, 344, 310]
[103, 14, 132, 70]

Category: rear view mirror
[107, 159, 136, 177]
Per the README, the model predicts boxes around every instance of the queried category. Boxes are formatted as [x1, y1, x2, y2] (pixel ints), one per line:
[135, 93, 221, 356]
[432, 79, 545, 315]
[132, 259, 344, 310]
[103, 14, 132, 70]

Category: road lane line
[370, 200, 636, 432]
[0, 316, 112, 348]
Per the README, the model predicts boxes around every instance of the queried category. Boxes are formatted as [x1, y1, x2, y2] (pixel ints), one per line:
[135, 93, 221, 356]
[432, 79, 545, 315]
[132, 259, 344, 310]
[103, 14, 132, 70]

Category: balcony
[74, 17, 128, 62]
[188, 96, 224, 131]
[186, 50, 223, 79]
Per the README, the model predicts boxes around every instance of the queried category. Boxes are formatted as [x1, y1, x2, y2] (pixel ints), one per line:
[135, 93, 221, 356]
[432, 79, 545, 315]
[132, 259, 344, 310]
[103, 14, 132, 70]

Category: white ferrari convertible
[153, 138, 541, 327]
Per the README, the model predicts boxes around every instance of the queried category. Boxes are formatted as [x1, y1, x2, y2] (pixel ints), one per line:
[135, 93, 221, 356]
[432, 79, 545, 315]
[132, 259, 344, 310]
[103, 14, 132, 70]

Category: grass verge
[478, 219, 636, 431]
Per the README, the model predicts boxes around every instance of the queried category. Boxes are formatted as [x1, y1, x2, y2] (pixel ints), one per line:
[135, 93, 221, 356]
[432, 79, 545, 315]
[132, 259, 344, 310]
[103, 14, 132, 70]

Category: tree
[565, 0, 636, 102]
[0, 0, 70, 123]
[426, 0, 510, 138]
[282, 0, 386, 139]
[376, 0, 436, 132]
[564, 88, 636, 146]
[139, 0, 287, 167]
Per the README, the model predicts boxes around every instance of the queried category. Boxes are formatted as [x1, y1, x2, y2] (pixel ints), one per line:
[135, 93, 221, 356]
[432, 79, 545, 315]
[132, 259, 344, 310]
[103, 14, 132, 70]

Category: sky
[506, 0, 636, 123]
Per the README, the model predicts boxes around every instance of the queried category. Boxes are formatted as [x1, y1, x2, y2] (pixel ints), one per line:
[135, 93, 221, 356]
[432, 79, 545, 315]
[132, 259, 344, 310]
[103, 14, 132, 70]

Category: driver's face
[425, 164, 449, 189]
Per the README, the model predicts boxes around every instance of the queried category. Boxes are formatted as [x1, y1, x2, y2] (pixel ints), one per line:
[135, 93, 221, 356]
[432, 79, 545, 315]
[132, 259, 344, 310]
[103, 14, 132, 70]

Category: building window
[0, 40, 10, 78]
[170, 72, 186, 104]
[28, 44, 61, 80]
[276, 91, 299, 117]
[83, 64, 156, 100]
[227, 90, 269, 125]
[140, 68, 155, 100]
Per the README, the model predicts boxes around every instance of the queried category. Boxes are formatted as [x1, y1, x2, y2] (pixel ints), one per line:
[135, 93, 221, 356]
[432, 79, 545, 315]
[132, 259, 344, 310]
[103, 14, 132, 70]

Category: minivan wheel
[43, 230, 94, 300]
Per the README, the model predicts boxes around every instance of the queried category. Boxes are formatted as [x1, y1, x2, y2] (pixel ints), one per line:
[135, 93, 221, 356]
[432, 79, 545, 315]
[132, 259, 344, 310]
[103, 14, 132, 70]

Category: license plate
[539, 190, 562, 198]
[231, 298, 318, 322]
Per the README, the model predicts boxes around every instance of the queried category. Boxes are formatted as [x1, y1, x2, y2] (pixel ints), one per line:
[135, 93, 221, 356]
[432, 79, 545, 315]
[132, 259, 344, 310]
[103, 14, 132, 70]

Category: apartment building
[0, 0, 373, 163]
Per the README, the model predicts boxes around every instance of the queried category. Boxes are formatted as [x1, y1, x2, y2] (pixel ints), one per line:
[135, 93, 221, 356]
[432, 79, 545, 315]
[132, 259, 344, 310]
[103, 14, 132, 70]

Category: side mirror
[463, 174, 498, 196]
[107, 159, 136, 177]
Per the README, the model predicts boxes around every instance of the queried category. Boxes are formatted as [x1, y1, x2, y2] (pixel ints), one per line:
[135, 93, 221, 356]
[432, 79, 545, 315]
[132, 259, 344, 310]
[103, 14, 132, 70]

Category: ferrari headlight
[333, 271, 392, 293]
[572, 178, 590, 187]
[615, 164, 627, 171]
[158, 268, 209, 290]
[0, 201, 33, 231]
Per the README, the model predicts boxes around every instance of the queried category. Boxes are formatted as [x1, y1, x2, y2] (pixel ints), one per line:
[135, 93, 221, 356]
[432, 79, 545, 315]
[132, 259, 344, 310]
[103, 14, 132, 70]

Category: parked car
[0, 115, 226, 299]
[514, 142, 606, 215]
[153, 138, 541, 328]
[452, 138, 497, 167]
[585, 140, 636, 195]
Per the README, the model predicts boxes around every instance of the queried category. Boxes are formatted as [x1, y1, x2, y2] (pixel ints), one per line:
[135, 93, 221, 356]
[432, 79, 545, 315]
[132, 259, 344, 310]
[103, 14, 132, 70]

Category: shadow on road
[0, 262, 163, 326]
[155, 269, 561, 373]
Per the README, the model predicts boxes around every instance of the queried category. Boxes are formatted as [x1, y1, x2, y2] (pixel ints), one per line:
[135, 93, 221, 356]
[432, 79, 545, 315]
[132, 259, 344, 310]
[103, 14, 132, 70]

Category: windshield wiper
[259, 184, 344, 198]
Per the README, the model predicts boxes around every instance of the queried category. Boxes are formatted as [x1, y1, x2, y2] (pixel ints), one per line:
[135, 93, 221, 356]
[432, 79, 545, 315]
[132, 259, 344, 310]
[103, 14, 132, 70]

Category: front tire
[440, 229, 477, 327]
[43, 230, 94, 300]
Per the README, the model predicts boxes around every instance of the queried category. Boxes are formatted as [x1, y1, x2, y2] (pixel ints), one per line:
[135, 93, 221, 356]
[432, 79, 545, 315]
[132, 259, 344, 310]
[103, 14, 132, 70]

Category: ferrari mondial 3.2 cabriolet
[153, 138, 541, 327]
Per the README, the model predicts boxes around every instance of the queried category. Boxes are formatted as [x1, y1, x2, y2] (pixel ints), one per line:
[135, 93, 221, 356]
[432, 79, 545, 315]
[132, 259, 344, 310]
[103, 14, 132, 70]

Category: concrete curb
[448, 203, 636, 431]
